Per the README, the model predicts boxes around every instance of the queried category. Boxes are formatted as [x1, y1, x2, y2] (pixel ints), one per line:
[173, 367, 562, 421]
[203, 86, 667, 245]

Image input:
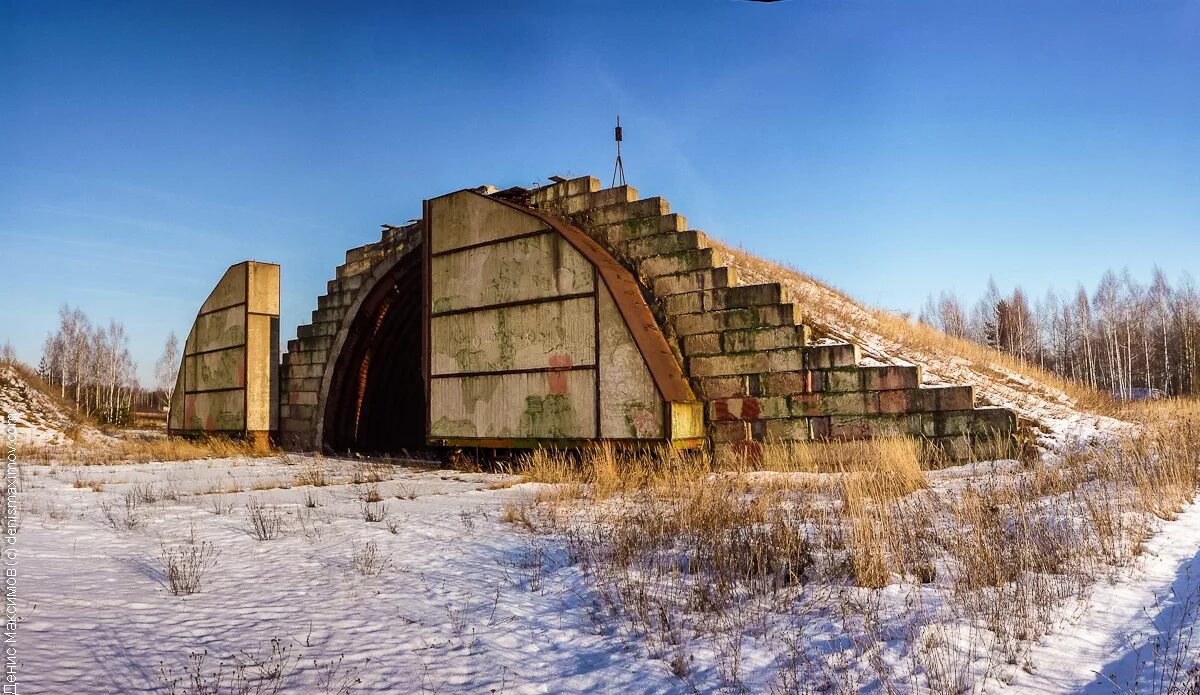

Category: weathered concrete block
[638, 247, 720, 278]
[528, 176, 601, 205]
[762, 370, 824, 396]
[816, 365, 918, 393]
[829, 414, 923, 440]
[789, 391, 880, 417]
[674, 304, 794, 337]
[312, 307, 343, 324]
[284, 363, 321, 379]
[721, 325, 808, 354]
[664, 283, 784, 316]
[921, 410, 975, 437]
[591, 213, 688, 245]
[580, 197, 670, 227]
[711, 420, 753, 443]
[550, 185, 638, 214]
[682, 333, 723, 356]
[803, 343, 860, 369]
[709, 396, 790, 421]
[289, 391, 318, 406]
[764, 417, 812, 441]
[688, 347, 804, 377]
[970, 407, 1017, 436]
[653, 267, 736, 296]
[879, 385, 974, 414]
[621, 230, 706, 260]
[696, 376, 751, 399]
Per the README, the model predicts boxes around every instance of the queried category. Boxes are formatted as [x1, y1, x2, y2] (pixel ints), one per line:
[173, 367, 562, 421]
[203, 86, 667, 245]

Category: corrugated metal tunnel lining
[322, 246, 426, 453]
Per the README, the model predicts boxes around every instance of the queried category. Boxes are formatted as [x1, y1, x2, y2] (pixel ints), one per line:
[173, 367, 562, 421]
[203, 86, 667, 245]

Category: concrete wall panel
[199, 265, 246, 314]
[183, 390, 245, 432]
[184, 347, 245, 392]
[170, 261, 279, 439]
[431, 297, 595, 376]
[430, 370, 596, 439]
[248, 263, 280, 315]
[245, 313, 279, 432]
[597, 285, 663, 439]
[431, 233, 593, 313]
[429, 190, 550, 254]
[185, 306, 246, 355]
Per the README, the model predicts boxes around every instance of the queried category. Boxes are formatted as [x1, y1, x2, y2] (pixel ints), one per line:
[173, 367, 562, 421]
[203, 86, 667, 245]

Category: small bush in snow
[360, 501, 387, 523]
[161, 540, 219, 596]
[246, 498, 286, 541]
[99, 493, 144, 532]
[350, 541, 390, 576]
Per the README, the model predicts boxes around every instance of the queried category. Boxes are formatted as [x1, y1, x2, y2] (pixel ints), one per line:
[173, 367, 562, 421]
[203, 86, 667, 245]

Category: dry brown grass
[506, 417, 1200, 692]
[19, 435, 276, 465]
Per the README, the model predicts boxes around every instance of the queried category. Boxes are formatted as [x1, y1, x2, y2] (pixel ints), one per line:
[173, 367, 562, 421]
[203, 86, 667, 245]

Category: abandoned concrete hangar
[167, 177, 1016, 460]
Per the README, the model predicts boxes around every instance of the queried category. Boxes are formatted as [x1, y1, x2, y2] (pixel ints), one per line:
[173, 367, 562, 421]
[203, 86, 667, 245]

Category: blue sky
[3, 1, 1198, 385]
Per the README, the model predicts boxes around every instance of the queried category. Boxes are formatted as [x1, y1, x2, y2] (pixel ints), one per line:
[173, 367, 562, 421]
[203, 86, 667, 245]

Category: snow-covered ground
[10, 452, 1198, 694]
[17, 456, 688, 694]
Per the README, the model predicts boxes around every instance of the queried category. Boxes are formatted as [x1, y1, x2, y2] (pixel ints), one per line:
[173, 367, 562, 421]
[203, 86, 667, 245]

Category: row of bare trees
[37, 305, 139, 424]
[920, 268, 1200, 398]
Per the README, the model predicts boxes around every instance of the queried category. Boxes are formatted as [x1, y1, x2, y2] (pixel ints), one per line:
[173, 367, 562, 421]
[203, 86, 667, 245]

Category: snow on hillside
[716, 242, 1132, 449]
[0, 364, 103, 446]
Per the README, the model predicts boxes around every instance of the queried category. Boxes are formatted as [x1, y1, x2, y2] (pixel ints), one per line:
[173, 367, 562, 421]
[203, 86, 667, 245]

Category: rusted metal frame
[593, 266, 601, 439]
[430, 291, 594, 318]
[194, 300, 247, 319]
[478, 191, 695, 405]
[428, 227, 553, 258]
[430, 364, 596, 380]
[423, 201, 433, 446]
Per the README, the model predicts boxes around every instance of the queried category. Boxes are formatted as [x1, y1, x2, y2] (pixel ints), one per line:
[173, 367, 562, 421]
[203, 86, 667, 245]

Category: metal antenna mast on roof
[611, 116, 626, 188]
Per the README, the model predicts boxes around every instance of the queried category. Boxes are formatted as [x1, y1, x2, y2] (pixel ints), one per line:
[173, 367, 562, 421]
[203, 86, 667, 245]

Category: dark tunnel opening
[323, 247, 426, 454]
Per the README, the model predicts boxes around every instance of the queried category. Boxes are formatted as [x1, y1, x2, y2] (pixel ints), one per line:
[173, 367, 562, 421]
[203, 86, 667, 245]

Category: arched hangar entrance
[274, 187, 705, 454]
[321, 247, 426, 454]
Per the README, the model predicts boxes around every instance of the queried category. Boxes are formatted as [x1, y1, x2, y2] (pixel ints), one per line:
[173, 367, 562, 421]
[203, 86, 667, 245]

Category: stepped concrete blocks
[664, 283, 785, 316]
[689, 346, 805, 377]
[653, 267, 737, 296]
[620, 230, 707, 260]
[764, 417, 813, 441]
[528, 176, 601, 205]
[803, 343, 860, 369]
[762, 370, 824, 396]
[969, 407, 1018, 436]
[684, 325, 809, 356]
[675, 305, 795, 337]
[879, 385, 974, 414]
[829, 413, 924, 440]
[709, 396, 790, 421]
[711, 420, 753, 443]
[591, 214, 689, 245]
[696, 375, 753, 399]
[790, 391, 881, 417]
[639, 247, 721, 278]
[579, 197, 670, 227]
[549, 185, 639, 215]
